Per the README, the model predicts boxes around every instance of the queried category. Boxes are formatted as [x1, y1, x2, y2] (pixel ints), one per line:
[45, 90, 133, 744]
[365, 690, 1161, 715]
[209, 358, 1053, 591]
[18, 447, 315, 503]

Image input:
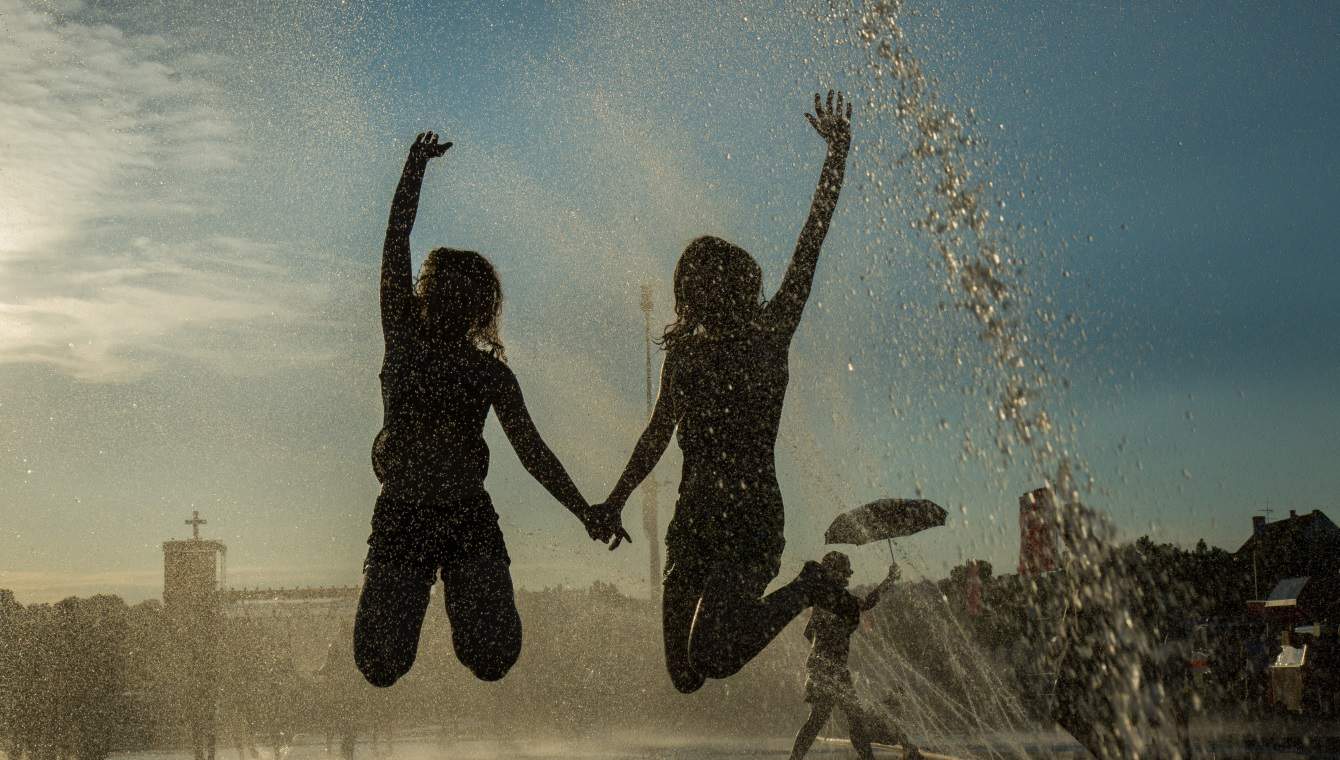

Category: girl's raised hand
[408, 131, 452, 162]
[804, 90, 852, 150]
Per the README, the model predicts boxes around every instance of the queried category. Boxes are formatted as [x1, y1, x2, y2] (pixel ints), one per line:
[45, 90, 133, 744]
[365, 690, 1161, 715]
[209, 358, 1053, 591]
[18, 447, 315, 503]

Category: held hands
[408, 131, 452, 164]
[580, 501, 633, 551]
[597, 501, 634, 551]
[804, 90, 852, 152]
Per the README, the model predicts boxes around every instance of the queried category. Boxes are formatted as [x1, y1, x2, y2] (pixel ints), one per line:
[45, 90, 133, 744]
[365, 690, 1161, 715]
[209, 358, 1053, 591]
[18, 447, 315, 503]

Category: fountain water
[806, 2, 1193, 756]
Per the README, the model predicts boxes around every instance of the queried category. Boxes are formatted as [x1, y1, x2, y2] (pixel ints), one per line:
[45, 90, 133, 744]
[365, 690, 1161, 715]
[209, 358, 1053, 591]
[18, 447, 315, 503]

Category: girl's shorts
[364, 488, 510, 578]
[663, 483, 785, 595]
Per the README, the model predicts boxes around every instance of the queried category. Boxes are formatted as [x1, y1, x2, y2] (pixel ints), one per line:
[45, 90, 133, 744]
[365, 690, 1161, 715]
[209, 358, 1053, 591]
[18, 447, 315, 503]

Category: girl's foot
[797, 560, 846, 611]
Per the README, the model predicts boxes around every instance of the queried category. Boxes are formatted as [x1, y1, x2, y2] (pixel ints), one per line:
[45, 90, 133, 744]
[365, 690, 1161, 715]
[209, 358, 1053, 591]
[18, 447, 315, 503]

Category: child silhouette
[355, 132, 618, 687]
[789, 554, 917, 760]
[597, 92, 853, 692]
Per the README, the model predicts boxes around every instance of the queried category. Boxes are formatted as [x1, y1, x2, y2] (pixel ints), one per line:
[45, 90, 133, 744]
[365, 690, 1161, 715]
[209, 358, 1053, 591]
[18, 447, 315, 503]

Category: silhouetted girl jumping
[356, 132, 614, 687]
[599, 92, 853, 692]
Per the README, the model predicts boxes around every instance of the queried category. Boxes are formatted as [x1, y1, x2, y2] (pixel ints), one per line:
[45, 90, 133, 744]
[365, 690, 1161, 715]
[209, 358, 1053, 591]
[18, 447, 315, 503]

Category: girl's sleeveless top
[373, 331, 505, 501]
[668, 324, 790, 492]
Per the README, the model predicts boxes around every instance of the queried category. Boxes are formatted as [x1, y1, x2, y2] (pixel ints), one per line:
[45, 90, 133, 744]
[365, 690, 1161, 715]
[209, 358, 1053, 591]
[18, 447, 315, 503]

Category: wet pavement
[103, 719, 1339, 760]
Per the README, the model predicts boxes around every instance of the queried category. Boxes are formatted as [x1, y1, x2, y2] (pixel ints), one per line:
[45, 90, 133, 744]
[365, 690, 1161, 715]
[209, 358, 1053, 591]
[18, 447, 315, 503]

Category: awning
[1263, 576, 1310, 608]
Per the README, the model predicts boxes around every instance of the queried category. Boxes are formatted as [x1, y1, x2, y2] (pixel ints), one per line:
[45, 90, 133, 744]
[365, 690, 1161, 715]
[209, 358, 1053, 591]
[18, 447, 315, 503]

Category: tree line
[0, 536, 1263, 759]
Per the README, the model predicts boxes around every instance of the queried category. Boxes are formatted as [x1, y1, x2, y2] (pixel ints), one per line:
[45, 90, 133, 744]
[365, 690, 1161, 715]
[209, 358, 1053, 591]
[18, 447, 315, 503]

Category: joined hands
[580, 501, 632, 551]
[593, 501, 633, 550]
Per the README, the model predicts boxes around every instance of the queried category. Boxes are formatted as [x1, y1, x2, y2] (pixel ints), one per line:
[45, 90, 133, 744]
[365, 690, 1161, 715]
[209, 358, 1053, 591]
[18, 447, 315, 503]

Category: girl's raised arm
[381, 132, 451, 342]
[763, 91, 852, 338]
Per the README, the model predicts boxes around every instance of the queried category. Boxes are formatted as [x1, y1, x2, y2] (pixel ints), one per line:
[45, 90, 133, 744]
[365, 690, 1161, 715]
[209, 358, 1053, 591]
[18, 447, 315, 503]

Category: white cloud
[0, 1, 346, 381]
[0, 1, 237, 255]
[1, 236, 350, 380]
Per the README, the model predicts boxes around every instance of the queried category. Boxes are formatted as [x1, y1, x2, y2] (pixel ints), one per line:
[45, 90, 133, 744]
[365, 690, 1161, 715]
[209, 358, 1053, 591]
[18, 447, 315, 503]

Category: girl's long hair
[660, 236, 762, 350]
[416, 247, 505, 360]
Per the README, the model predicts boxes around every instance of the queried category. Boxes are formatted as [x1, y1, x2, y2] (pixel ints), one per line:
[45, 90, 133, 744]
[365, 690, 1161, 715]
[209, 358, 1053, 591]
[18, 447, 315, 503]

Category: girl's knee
[358, 663, 403, 688]
[454, 618, 521, 682]
[670, 672, 705, 694]
[355, 646, 412, 688]
[468, 657, 514, 682]
[668, 662, 706, 694]
[458, 639, 519, 682]
[354, 617, 420, 688]
[686, 607, 747, 678]
[688, 642, 743, 680]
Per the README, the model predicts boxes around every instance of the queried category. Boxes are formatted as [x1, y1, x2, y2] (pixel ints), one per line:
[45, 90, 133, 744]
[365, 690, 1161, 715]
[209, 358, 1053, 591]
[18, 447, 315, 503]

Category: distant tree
[122, 600, 169, 747]
[0, 590, 21, 758]
[16, 603, 59, 760]
[49, 595, 135, 760]
[0, 594, 145, 760]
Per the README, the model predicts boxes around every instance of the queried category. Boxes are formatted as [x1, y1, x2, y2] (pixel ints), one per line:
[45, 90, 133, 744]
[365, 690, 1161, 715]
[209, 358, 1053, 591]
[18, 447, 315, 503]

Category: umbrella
[824, 498, 947, 559]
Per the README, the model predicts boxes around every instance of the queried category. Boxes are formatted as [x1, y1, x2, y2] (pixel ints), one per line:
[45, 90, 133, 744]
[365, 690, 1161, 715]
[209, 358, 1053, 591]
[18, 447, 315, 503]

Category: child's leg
[788, 701, 834, 760]
[839, 696, 876, 760]
[354, 561, 433, 687]
[441, 555, 521, 681]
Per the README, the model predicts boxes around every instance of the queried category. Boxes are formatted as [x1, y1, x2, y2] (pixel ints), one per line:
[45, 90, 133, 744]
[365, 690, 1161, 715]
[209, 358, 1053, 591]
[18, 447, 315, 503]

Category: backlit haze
[3, 0, 1337, 602]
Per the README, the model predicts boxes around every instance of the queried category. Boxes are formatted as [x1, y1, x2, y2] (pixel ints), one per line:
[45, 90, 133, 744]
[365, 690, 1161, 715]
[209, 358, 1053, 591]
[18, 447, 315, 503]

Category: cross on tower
[186, 510, 207, 540]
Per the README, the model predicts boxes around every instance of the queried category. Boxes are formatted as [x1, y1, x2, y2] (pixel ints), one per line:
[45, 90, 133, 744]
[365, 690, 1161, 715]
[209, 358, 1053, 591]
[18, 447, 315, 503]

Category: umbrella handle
[887, 538, 896, 563]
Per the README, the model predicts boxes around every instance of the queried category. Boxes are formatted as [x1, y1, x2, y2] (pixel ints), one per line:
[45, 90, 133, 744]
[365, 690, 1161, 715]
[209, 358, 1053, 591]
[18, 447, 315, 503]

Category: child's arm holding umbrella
[859, 563, 901, 611]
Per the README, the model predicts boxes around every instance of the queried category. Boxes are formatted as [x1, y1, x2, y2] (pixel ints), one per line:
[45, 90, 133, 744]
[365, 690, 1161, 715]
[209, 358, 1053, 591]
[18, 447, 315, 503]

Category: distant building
[1018, 488, 1059, 576]
[163, 511, 225, 760]
[159, 511, 359, 760]
[1252, 575, 1340, 625]
[1235, 509, 1340, 597]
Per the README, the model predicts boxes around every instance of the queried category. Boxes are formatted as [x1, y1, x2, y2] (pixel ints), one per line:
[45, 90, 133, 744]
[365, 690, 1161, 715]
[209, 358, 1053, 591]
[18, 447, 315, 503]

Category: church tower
[162, 511, 225, 760]
[163, 511, 226, 607]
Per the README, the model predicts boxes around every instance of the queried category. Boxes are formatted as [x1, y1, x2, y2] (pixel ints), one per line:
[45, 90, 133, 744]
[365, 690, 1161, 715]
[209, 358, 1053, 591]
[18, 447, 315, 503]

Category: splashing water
[814, 2, 1192, 756]
[853, 583, 1037, 759]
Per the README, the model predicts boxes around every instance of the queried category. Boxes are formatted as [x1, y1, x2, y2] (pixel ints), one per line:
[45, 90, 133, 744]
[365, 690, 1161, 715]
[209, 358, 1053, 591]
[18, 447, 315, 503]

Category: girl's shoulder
[670, 321, 779, 355]
[468, 346, 512, 379]
[435, 342, 511, 383]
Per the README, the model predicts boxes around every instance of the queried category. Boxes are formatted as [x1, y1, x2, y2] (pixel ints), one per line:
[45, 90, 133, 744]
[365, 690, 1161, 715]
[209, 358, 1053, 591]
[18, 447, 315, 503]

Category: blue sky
[1, 0, 1337, 602]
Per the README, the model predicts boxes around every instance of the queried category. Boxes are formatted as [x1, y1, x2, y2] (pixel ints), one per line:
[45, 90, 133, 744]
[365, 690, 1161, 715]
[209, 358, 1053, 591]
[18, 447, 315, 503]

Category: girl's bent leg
[441, 556, 521, 682]
[354, 561, 433, 687]
[662, 563, 707, 694]
[687, 562, 812, 680]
